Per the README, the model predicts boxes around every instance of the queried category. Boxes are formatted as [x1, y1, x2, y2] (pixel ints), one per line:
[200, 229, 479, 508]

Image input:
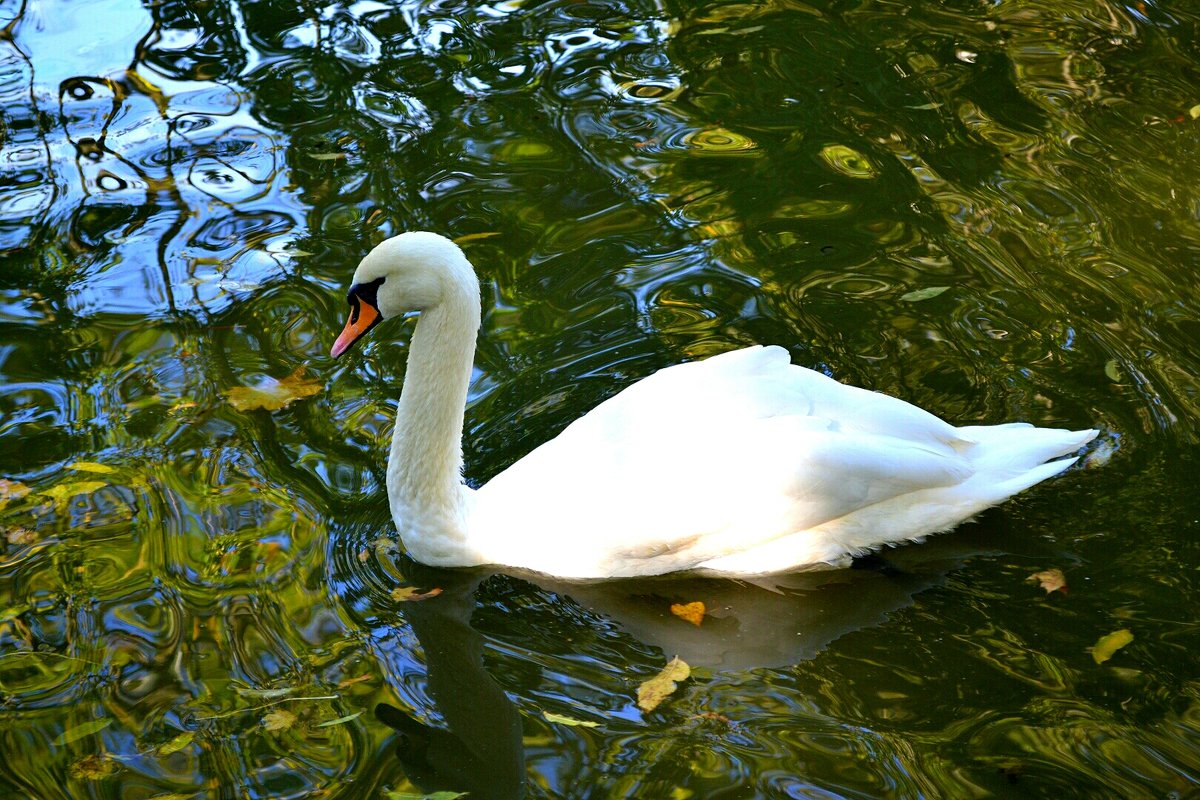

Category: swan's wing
[554, 345, 970, 449]
[474, 346, 977, 577]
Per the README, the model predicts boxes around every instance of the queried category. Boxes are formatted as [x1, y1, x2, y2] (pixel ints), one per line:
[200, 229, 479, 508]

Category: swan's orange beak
[331, 300, 381, 358]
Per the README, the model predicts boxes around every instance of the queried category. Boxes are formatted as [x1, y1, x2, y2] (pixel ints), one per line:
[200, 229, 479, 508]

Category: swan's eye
[348, 276, 385, 307]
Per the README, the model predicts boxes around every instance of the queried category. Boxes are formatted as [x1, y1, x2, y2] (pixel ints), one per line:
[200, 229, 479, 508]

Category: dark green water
[2, 0, 1199, 796]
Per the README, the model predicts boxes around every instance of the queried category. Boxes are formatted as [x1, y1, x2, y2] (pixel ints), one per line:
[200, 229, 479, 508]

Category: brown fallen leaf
[336, 673, 373, 689]
[391, 586, 443, 602]
[1091, 629, 1134, 664]
[262, 709, 297, 732]
[1027, 568, 1067, 595]
[637, 656, 690, 713]
[670, 601, 706, 626]
[225, 367, 322, 412]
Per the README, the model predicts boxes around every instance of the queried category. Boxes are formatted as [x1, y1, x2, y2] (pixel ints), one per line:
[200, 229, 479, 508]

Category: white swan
[331, 232, 1097, 579]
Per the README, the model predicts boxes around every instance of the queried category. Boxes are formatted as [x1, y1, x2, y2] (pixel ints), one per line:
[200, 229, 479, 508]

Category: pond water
[2, 0, 1199, 797]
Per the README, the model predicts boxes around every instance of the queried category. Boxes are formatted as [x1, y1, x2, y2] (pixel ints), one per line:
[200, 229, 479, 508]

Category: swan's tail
[958, 423, 1098, 497]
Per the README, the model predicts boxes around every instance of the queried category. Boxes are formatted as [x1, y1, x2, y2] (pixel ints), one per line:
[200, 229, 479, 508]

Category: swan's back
[471, 346, 1096, 578]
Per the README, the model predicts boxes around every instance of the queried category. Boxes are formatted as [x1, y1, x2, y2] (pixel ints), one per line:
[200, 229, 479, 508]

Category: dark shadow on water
[330, 508, 1015, 798]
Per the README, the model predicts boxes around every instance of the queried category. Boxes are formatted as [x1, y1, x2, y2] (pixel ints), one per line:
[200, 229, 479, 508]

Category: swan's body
[332, 232, 1097, 579]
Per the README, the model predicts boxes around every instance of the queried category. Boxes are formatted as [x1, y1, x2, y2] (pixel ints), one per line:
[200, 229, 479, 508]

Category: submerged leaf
[900, 286, 950, 302]
[225, 367, 322, 412]
[637, 656, 691, 713]
[69, 754, 118, 780]
[237, 686, 297, 700]
[1091, 629, 1134, 664]
[262, 709, 297, 732]
[336, 673, 373, 689]
[454, 231, 502, 244]
[1027, 568, 1067, 595]
[391, 586, 443, 602]
[670, 601, 706, 626]
[543, 710, 600, 728]
[41, 480, 107, 510]
[53, 717, 113, 746]
[316, 711, 363, 728]
[385, 792, 468, 800]
[308, 152, 346, 161]
[157, 731, 195, 755]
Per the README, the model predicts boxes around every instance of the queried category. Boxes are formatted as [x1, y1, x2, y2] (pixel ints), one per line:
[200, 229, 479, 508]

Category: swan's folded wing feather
[476, 404, 975, 577]
[553, 345, 969, 451]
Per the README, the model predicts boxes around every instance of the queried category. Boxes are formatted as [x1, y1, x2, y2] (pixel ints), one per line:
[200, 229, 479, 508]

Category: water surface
[1, 0, 1199, 797]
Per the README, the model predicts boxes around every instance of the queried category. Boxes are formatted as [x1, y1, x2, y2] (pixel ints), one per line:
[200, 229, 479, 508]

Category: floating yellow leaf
[53, 717, 113, 746]
[157, 731, 195, 755]
[391, 586, 443, 602]
[0, 478, 31, 509]
[308, 152, 346, 161]
[225, 367, 322, 412]
[262, 709, 297, 732]
[1027, 568, 1067, 595]
[543, 710, 600, 728]
[1091, 629, 1133, 664]
[385, 792, 467, 800]
[69, 754, 118, 780]
[637, 656, 690, 713]
[69, 461, 116, 474]
[670, 601, 706, 627]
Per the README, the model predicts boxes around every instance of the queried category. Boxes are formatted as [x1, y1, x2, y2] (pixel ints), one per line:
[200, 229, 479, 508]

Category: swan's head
[331, 232, 470, 358]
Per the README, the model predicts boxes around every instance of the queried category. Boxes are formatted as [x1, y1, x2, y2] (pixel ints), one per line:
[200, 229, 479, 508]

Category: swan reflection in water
[329, 511, 1015, 799]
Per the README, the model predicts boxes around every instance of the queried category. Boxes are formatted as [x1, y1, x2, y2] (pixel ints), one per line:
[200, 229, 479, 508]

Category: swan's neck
[386, 272, 483, 566]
